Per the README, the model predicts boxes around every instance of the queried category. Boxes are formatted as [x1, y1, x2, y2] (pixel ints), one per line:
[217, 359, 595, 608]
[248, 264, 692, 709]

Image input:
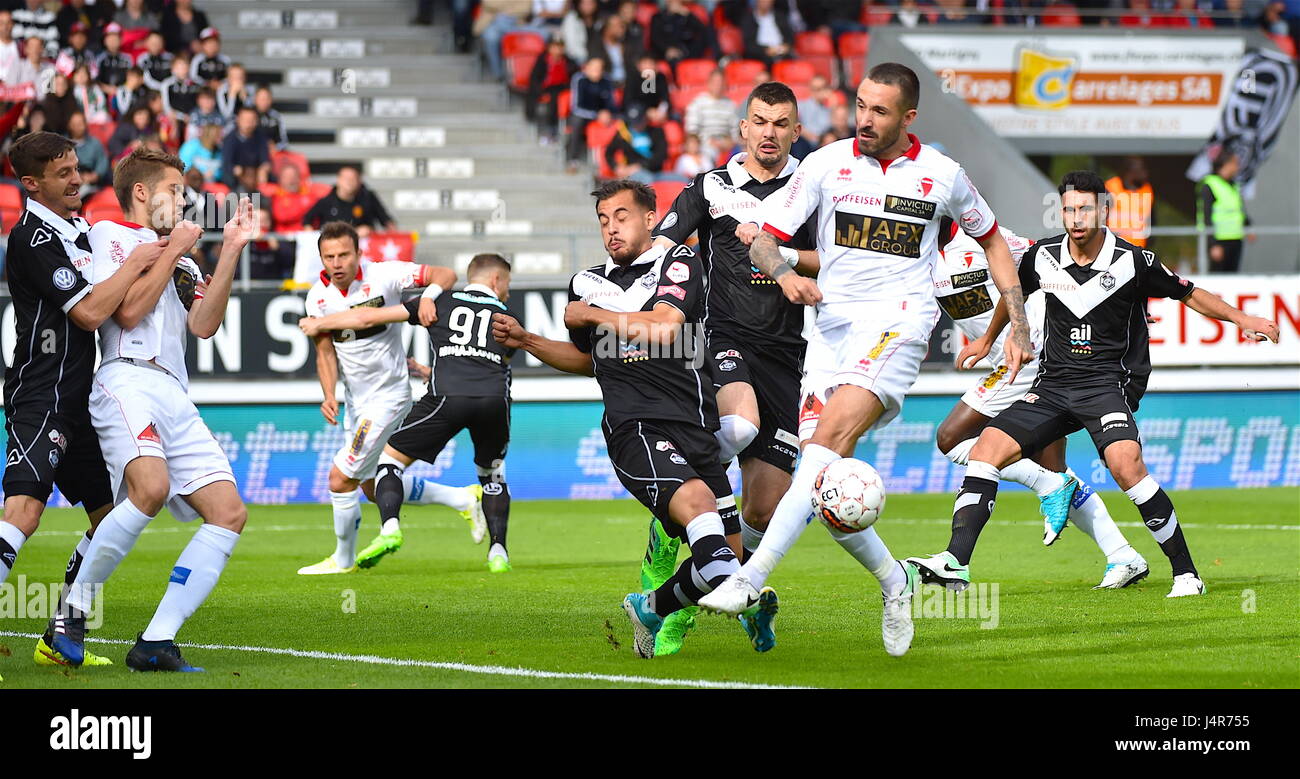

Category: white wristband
[778, 247, 800, 267]
[420, 283, 444, 300]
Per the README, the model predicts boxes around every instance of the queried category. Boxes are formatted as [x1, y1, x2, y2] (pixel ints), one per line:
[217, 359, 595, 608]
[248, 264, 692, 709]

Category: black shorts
[384, 394, 510, 469]
[989, 381, 1145, 457]
[3, 410, 113, 509]
[603, 417, 731, 529]
[708, 330, 803, 473]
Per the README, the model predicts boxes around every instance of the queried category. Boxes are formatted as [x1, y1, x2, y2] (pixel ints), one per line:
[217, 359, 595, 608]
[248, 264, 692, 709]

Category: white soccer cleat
[296, 557, 357, 575]
[881, 561, 919, 657]
[1166, 573, 1206, 598]
[697, 573, 760, 616]
[460, 484, 487, 545]
[1094, 554, 1149, 589]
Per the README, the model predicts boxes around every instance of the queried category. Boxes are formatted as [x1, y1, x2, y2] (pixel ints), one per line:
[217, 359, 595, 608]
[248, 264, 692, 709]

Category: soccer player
[293, 222, 464, 575]
[934, 222, 1149, 588]
[646, 80, 819, 654]
[0, 132, 163, 673]
[299, 253, 514, 572]
[700, 63, 1042, 658]
[56, 148, 256, 672]
[909, 171, 1280, 598]
[491, 179, 768, 659]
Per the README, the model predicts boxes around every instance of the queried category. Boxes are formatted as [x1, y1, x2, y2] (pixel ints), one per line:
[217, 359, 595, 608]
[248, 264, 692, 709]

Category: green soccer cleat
[35, 630, 112, 667]
[296, 556, 357, 575]
[739, 587, 779, 653]
[622, 592, 663, 659]
[487, 553, 511, 573]
[356, 527, 404, 569]
[640, 517, 680, 591]
[1040, 473, 1079, 546]
[906, 551, 971, 592]
[461, 484, 486, 544]
[654, 606, 697, 656]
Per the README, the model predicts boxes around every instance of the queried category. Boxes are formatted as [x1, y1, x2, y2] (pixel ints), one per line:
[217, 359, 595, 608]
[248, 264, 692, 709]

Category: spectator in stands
[114, 0, 160, 34]
[821, 0, 866, 40]
[137, 31, 173, 91]
[743, 0, 795, 66]
[828, 102, 852, 139]
[15, 36, 54, 95]
[95, 23, 132, 93]
[55, 22, 95, 76]
[217, 63, 251, 120]
[894, 0, 929, 27]
[250, 205, 296, 279]
[685, 70, 737, 143]
[1265, 1, 1300, 55]
[674, 133, 711, 178]
[566, 55, 617, 169]
[1105, 155, 1155, 249]
[71, 63, 110, 124]
[623, 52, 669, 115]
[1214, 0, 1262, 28]
[10, 103, 46, 140]
[1198, 147, 1251, 274]
[266, 164, 315, 232]
[67, 110, 109, 195]
[0, 10, 19, 85]
[563, 0, 604, 64]
[162, 54, 200, 120]
[303, 165, 398, 235]
[797, 74, 834, 143]
[221, 105, 271, 187]
[932, 0, 989, 25]
[191, 27, 230, 86]
[528, 35, 573, 143]
[477, 0, 541, 81]
[55, 0, 103, 46]
[650, 0, 709, 66]
[532, 0, 570, 30]
[254, 85, 288, 151]
[187, 86, 224, 141]
[109, 66, 146, 119]
[817, 128, 838, 147]
[12, 0, 59, 59]
[614, 0, 646, 46]
[108, 103, 154, 160]
[180, 121, 223, 183]
[162, 0, 211, 55]
[605, 104, 667, 184]
[588, 13, 640, 85]
[41, 73, 79, 134]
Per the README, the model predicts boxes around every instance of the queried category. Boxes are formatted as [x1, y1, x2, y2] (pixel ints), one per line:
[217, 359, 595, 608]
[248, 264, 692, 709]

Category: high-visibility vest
[1104, 176, 1153, 247]
[1198, 174, 1245, 241]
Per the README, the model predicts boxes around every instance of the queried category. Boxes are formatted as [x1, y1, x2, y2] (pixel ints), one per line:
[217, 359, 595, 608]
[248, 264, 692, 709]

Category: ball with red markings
[811, 458, 886, 533]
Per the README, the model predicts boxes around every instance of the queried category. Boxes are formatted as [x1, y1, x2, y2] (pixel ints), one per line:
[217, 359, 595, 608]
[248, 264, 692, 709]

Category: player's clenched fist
[417, 296, 438, 327]
[491, 313, 527, 349]
[735, 221, 761, 245]
[563, 301, 597, 329]
[777, 273, 821, 306]
[168, 220, 204, 253]
[320, 397, 338, 426]
[298, 316, 324, 337]
[124, 239, 168, 274]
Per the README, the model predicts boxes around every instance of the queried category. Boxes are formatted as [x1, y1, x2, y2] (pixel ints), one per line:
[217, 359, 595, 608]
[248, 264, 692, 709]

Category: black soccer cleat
[125, 634, 205, 673]
[50, 610, 87, 667]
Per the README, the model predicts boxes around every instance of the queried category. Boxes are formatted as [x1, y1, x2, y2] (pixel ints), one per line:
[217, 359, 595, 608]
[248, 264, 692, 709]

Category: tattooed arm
[751, 230, 822, 305]
[978, 228, 1033, 383]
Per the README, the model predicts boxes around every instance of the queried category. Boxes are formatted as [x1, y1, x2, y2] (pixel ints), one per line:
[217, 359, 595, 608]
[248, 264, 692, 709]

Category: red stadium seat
[773, 60, 816, 88]
[1041, 3, 1082, 27]
[557, 89, 571, 121]
[716, 25, 743, 58]
[661, 119, 685, 169]
[670, 85, 705, 115]
[506, 53, 539, 93]
[501, 31, 545, 59]
[272, 150, 310, 183]
[795, 31, 834, 57]
[861, 4, 894, 26]
[0, 182, 23, 235]
[1269, 33, 1298, 59]
[586, 120, 619, 179]
[685, 2, 710, 27]
[726, 83, 752, 105]
[652, 180, 686, 215]
[636, 2, 658, 33]
[87, 121, 116, 150]
[790, 83, 811, 101]
[676, 58, 717, 88]
[725, 59, 766, 88]
[81, 188, 124, 224]
[838, 32, 870, 85]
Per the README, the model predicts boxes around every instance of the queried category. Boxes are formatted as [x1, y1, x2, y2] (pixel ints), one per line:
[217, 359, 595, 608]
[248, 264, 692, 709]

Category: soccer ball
[812, 458, 886, 533]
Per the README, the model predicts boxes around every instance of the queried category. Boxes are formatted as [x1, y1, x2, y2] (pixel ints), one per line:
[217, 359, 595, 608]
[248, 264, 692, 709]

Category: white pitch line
[0, 631, 809, 690]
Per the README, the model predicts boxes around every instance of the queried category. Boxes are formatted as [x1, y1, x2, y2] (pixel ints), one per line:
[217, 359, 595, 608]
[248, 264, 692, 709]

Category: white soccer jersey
[934, 225, 1035, 364]
[88, 220, 204, 388]
[760, 135, 998, 328]
[306, 261, 420, 409]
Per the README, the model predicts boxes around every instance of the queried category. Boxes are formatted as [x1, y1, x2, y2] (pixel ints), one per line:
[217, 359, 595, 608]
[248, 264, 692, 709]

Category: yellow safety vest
[1198, 174, 1245, 241]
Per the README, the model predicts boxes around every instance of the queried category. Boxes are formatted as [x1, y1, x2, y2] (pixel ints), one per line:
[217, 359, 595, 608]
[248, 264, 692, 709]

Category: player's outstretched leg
[909, 459, 1004, 592]
[944, 437, 1074, 545]
[1066, 473, 1147, 588]
[298, 488, 361, 575]
[401, 472, 483, 541]
[356, 460, 405, 570]
[1122, 473, 1202, 596]
[36, 530, 113, 667]
[478, 466, 510, 571]
[831, 528, 919, 657]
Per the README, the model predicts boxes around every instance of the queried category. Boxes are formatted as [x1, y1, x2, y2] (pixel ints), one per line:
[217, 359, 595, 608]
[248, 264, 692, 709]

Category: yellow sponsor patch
[1014, 47, 1077, 111]
[868, 331, 900, 360]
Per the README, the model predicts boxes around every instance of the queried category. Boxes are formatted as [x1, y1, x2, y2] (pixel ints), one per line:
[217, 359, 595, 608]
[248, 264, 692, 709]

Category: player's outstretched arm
[751, 230, 821, 305]
[978, 229, 1032, 382]
[189, 197, 254, 338]
[491, 313, 594, 376]
[312, 333, 341, 425]
[68, 240, 166, 331]
[111, 221, 203, 329]
[1182, 287, 1280, 343]
[410, 264, 457, 326]
[564, 301, 686, 346]
[299, 305, 410, 337]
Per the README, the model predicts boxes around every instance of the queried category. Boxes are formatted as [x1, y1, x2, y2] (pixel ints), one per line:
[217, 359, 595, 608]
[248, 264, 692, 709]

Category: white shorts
[798, 301, 939, 442]
[333, 393, 413, 481]
[89, 360, 235, 522]
[960, 357, 1042, 418]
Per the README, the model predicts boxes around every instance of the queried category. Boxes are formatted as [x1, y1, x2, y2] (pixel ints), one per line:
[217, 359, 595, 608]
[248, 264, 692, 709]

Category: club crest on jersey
[714, 350, 740, 360]
[49, 449, 60, 468]
[52, 267, 77, 291]
[668, 453, 688, 466]
[1100, 271, 1116, 290]
[719, 359, 737, 372]
[639, 271, 659, 289]
[665, 261, 690, 284]
[48, 429, 67, 451]
[136, 423, 161, 444]
[655, 440, 675, 452]
[1069, 324, 1093, 356]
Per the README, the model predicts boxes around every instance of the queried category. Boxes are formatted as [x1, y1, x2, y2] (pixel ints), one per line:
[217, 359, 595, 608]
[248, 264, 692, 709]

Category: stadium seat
[676, 58, 717, 88]
[861, 4, 894, 26]
[1269, 33, 1298, 59]
[557, 89, 570, 121]
[795, 31, 838, 85]
[726, 83, 752, 105]
[670, 85, 705, 115]
[506, 53, 539, 94]
[272, 150, 310, 183]
[0, 181, 23, 234]
[81, 188, 124, 224]
[1041, 3, 1082, 27]
[501, 31, 545, 59]
[685, 2, 710, 27]
[87, 121, 116, 150]
[652, 180, 685, 215]
[716, 25, 743, 58]
[636, 2, 658, 34]
[838, 32, 870, 86]
[661, 119, 684, 169]
[725, 59, 766, 88]
[773, 60, 817, 88]
[586, 119, 619, 179]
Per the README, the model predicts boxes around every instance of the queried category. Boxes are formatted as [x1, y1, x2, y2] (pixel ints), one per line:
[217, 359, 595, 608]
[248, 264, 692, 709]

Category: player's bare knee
[1103, 443, 1146, 489]
[935, 422, 963, 455]
[2, 498, 44, 536]
[741, 500, 772, 532]
[327, 466, 357, 494]
[668, 480, 716, 527]
[207, 501, 247, 533]
[971, 428, 1021, 468]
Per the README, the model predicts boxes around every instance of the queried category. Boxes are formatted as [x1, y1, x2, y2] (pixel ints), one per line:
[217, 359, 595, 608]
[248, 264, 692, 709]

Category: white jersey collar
[725, 152, 799, 187]
[604, 243, 664, 275]
[26, 198, 89, 242]
[463, 282, 498, 298]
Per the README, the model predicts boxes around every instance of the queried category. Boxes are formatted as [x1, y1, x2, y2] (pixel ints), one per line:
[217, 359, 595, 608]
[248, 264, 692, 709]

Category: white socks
[740, 518, 765, 554]
[142, 524, 240, 642]
[715, 414, 759, 464]
[944, 437, 977, 466]
[330, 489, 362, 569]
[489, 542, 508, 561]
[402, 473, 473, 512]
[1000, 458, 1065, 497]
[829, 526, 904, 592]
[0, 520, 27, 585]
[381, 517, 400, 535]
[742, 442, 840, 590]
[67, 499, 154, 613]
[1065, 468, 1137, 563]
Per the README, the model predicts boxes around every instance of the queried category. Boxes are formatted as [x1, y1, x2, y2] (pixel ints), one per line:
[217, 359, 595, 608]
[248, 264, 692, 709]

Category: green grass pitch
[1, 488, 1296, 688]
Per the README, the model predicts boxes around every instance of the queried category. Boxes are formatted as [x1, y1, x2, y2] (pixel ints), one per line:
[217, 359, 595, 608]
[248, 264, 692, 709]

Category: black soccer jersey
[569, 243, 718, 431]
[95, 51, 132, 87]
[652, 155, 816, 348]
[191, 53, 231, 84]
[1, 201, 97, 416]
[1019, 230, 1193, 392]
[406, 284, 516, 398]
[137, 51, 173, 89]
